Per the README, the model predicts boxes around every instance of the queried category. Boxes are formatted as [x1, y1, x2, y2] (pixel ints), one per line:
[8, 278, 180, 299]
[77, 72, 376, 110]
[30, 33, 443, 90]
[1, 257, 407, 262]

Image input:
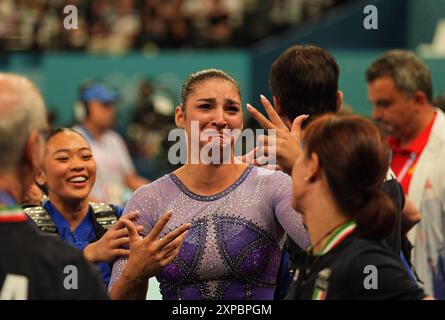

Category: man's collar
[388, 112, 437, 154]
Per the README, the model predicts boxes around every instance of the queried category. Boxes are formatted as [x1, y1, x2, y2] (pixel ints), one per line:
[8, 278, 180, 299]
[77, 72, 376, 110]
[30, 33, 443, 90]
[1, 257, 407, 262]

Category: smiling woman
[25, 127, 190, 291]
[24, 128, 141, 286]
[42, 129, 97, 204]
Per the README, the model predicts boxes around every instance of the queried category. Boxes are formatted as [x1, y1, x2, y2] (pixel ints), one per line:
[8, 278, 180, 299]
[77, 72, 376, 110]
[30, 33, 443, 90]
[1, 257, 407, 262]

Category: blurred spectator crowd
[0, 0, 351, 53]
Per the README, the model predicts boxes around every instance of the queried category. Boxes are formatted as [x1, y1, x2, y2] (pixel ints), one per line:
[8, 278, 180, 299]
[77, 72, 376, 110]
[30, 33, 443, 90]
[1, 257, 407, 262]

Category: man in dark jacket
[0, 73, 108, 299]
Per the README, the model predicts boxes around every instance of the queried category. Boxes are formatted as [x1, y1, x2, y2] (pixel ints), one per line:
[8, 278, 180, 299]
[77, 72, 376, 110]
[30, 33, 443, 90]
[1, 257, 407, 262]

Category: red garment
[388, 113, 437, 193]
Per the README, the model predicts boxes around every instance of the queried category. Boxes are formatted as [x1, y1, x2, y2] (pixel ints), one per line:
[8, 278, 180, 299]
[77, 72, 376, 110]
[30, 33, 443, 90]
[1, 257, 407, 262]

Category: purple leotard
[109, 165, 308, 299]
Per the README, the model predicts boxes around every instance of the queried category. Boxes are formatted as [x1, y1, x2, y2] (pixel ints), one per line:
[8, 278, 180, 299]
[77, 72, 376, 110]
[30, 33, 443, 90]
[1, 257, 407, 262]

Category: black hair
[181, 69, 240, 108]
[46, 127, 89, 144]
[269, 45, 339, 125]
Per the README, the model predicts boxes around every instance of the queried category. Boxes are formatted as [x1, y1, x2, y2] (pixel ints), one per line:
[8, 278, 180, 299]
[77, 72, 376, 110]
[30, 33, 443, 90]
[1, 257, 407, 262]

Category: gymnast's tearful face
[175, 78, 243, 155]
[37, 130, 97, 204]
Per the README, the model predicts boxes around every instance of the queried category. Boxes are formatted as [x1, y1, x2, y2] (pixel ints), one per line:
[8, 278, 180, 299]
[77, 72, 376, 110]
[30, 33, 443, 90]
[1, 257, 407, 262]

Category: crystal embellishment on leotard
[169, 165, 253, 202]
[109, 166, 307, 300]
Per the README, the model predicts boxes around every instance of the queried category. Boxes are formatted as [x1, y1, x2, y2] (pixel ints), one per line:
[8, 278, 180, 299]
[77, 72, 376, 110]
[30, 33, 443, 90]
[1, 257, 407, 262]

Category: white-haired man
[0, 73, 107, 299]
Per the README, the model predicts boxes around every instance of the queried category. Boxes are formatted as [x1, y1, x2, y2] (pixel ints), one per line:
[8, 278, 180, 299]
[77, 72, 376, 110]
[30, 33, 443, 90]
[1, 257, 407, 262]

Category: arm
[271, 173, 309, 249]
[385, 169, 421, 234]
[401, 197, 421, 235]
[114, 133, 150, 191]
[108, 269, 148, 300]
[125, 172, 150, 191]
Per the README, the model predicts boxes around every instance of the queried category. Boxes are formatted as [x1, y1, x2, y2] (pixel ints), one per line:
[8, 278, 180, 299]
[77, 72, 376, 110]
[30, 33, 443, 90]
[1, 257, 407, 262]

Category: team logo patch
[312, 268, 331, 300]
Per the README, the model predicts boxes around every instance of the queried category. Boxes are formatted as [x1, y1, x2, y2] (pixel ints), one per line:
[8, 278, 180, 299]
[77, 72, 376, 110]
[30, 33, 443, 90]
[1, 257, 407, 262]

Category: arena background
[1, 0, 445, 299]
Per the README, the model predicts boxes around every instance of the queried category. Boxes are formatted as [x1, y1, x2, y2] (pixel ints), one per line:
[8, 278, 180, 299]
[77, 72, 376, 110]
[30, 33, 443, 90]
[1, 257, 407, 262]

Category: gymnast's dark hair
[181, 69, 240, 109]
[45, 127, 89, 144]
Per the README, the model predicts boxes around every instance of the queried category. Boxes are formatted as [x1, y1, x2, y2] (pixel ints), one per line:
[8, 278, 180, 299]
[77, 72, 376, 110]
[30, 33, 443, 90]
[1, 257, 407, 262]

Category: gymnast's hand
[120, 212, 191, 283]
[83, 211, 143, 263]
[246, 95, 308, 175]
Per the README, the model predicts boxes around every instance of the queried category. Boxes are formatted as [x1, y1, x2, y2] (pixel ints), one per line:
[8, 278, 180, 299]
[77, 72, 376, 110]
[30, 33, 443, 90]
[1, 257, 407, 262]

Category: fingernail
[260, 94, 266, 100]
[166, 212, 172, 218]
[246, 104, 253, 110]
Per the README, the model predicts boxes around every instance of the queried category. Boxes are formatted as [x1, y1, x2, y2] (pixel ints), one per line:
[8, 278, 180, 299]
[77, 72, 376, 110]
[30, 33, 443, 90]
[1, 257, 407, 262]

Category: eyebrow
[52, 147, 91, 155]
[197, 98, 240, 105]
[375, 98, 393, 103]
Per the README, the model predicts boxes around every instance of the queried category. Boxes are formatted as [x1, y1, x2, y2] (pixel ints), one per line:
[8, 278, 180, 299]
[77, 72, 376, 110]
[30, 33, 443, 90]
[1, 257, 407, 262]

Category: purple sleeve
[271, 173, 309, 249]
[108, 183, 160, 291]
[113, 132, 136, 175]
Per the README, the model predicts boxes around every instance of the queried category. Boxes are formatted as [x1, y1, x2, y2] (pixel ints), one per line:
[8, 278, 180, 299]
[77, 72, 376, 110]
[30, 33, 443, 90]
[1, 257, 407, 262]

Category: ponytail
[303, 114, 396, 241]
[354, 190, 396, 239]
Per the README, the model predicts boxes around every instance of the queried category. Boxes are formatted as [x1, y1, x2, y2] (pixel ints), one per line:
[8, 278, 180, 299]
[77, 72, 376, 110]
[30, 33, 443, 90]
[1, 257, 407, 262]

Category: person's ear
[35, 169, 47, 187]
[413, 90, 428, 107]
[273, 96, 293, 128]
[306, 152, 321, 182]
[336, 90, 344, 112]
[273, 96, 282, 115]
[24, 130, 43, 174]
[175, 106, 185, 128]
